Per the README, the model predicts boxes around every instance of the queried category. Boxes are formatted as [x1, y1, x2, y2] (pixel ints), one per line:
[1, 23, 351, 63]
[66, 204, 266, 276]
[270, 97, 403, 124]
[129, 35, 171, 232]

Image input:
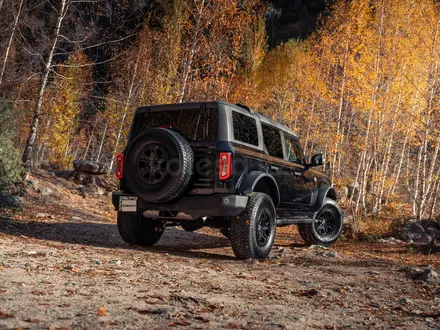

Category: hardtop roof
[135, 100, 298, 138]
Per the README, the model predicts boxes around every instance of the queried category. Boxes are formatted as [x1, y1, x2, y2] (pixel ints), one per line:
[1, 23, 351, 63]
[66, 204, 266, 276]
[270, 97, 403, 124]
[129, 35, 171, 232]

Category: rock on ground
[38, 187, 53, 196]
[73, 160, 109, 175]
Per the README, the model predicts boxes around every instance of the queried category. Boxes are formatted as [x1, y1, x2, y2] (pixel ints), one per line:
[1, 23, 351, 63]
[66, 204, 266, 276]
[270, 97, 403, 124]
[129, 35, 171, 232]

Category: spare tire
[124, 128, 194, 203]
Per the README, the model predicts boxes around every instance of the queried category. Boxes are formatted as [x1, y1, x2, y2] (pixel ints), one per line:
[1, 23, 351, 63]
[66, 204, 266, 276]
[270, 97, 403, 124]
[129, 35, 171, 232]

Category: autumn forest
[1, 0, 440, 228]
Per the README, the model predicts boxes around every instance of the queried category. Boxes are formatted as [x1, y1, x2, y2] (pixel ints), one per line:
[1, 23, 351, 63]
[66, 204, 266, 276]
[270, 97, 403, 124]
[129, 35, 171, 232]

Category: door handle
[270, 166, 279, 171]
[294, 171, 302, 176]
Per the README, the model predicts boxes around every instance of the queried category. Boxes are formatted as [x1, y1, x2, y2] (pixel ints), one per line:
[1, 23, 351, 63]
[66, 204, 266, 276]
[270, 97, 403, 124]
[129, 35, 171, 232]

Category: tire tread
[117, 212, 164, 246]
[298, 198, 343, 247]
[230, 193, 276, 259]
[125, 128, 194, 203]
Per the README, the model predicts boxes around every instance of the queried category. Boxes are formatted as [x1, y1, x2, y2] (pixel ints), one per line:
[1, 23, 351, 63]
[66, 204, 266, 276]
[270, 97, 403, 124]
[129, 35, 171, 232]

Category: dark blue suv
[112, 101, 343, 259]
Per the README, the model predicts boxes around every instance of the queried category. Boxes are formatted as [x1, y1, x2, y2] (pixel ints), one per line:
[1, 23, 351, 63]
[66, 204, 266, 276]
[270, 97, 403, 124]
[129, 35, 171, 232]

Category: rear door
[261, 123, 285, 201]
[283, 133, 315, 206]
[140, 106, 219, 194]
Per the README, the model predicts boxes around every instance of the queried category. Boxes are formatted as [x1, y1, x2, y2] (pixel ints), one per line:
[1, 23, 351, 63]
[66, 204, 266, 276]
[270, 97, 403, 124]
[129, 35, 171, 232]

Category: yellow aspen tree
[42, 50, 92, 167]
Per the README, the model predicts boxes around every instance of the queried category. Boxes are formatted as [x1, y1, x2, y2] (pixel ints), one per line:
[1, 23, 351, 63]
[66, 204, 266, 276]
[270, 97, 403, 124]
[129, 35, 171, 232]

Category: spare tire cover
[124, 128, 194, 203]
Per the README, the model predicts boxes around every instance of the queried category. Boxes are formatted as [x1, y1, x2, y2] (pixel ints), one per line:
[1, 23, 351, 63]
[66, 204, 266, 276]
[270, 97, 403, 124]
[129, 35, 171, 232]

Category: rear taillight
[219, 152, 232, 180]
[115, 153, 124, 179]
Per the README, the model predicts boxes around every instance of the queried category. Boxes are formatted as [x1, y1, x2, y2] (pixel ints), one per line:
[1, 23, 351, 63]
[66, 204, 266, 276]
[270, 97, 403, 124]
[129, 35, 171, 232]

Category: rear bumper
[112, 191, 248, 217]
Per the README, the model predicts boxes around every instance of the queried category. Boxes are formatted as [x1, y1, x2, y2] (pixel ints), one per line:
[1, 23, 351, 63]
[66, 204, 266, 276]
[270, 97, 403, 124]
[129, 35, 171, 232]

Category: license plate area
[119, 196, 137, 212]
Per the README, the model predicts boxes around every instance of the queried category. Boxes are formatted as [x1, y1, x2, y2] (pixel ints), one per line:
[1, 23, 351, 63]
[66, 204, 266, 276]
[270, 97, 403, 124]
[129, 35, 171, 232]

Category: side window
[284, 134, 303, 164]
[262, 124, 283, 158]
[232, 111, 259, 146]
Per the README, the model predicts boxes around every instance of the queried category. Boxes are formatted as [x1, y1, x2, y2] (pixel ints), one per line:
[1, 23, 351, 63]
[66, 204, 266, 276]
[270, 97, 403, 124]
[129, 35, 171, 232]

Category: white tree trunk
[83, 116, 98, 160]
[108, 51, 142, 170]
[22, 0, 69, 167]
[95, 118, 109, 162]
[0, 0, 24, 87]
[178, 0, 205, 103]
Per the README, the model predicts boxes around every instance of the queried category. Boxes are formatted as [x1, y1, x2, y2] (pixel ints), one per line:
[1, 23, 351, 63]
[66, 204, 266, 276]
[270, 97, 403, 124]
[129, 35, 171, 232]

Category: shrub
[0, 100, 24, 197]
[0, 137, 24, 193]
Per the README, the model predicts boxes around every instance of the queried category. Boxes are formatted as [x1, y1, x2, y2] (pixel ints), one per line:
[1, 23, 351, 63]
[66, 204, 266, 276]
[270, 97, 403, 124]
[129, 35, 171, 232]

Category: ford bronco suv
[112, 101, 343, 259]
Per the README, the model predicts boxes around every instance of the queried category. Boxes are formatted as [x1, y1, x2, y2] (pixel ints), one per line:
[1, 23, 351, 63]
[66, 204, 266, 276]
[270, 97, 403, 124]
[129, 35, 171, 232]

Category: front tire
[298, 198, 343, 246]
[117, 212, 165, 246]
[230, 193, 276, 260]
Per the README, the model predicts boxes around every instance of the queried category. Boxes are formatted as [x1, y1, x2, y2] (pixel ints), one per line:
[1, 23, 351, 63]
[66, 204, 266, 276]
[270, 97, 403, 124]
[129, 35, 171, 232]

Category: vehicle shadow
[0, 217, 236, 260]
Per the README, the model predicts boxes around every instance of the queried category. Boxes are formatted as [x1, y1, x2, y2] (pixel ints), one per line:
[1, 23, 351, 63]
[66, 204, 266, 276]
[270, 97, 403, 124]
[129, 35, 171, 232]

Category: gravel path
[0, 171, 439, 329]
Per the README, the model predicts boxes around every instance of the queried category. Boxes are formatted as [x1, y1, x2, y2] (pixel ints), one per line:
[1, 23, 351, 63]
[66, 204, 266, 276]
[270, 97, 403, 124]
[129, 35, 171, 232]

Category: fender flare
[237, 171, 280, 207]
[311, 185, 337, 212]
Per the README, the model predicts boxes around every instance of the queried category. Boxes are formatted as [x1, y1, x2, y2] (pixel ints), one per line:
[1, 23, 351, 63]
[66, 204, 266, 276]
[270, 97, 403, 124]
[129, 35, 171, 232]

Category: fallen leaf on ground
[299, 289, 319, 297]
[168, 320, 191, 326]
[194, 315, 211, 323]
[0, 311, 13, 319]
[96, 306, 109, 316]
[25, 317, 41, 323]
[227, 322, 242, 329]
[138, 309, 162, 315]
[103, 321, 120, 326]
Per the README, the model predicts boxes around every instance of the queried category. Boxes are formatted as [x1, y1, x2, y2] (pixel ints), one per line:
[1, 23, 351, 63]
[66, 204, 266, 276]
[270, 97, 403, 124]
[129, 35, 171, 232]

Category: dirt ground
[0, 170, 439, 329]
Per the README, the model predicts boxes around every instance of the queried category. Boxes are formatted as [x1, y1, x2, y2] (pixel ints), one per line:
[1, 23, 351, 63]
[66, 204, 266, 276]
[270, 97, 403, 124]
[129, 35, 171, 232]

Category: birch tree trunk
[0, 0, 24, 88]
[108, 52, 142, 170]
[22, 0, 69, 167]
[95, 118, 109, 162]
[83, 116, 98, 160]
[331, 34, 349, 177]
[178, 0, 205, 103]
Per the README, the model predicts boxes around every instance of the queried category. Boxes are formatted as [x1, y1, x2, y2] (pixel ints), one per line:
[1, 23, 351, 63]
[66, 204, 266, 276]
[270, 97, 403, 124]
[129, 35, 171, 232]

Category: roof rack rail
[235, 103, 252, 112]
[256, 111, 268, 118]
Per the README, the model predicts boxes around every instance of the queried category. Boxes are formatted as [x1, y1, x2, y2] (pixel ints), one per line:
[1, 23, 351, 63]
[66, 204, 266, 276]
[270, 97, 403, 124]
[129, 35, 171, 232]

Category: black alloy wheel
[256, 209, 272, 247]
[298, 198, 343, 247]
[314, 208, 337, 237]
[138, 144, 169, 185]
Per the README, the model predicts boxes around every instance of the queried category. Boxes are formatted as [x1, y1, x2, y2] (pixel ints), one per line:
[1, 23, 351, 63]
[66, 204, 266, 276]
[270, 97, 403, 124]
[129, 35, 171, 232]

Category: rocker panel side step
[276, 213, 314, 226]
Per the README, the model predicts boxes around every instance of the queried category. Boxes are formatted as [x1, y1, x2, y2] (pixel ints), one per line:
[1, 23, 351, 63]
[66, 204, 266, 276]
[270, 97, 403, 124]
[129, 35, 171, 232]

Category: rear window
[141, 108, 218, 141]
[232, 111, 259, 146]
[262, 124, 283, 158]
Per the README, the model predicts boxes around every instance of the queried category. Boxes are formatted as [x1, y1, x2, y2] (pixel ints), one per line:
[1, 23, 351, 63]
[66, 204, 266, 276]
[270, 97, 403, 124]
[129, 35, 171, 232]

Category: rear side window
[262, 124, 283, 158]
[232, 111, 258, 146]
[284, 134, 303, 164]
[141, 109, 218, 141]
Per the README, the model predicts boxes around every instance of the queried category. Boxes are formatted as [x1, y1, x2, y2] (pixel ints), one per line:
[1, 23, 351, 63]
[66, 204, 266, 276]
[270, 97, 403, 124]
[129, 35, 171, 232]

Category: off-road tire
[117, 212, 165, 246]
[298, 198, 343, 247]
[230, 193, 276, 260]
[124, 128, 194, 203]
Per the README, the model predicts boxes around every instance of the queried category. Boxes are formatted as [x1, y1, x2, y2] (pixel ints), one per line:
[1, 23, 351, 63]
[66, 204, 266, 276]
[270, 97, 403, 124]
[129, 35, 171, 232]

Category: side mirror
[309, 153, 324, 167]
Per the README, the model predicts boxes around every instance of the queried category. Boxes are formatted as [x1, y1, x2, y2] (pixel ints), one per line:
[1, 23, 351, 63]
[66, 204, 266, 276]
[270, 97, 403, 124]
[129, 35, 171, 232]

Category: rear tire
[117, 212, 165, 246]
[230, 193, 276, 260]
[298, 198, 343, 247]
